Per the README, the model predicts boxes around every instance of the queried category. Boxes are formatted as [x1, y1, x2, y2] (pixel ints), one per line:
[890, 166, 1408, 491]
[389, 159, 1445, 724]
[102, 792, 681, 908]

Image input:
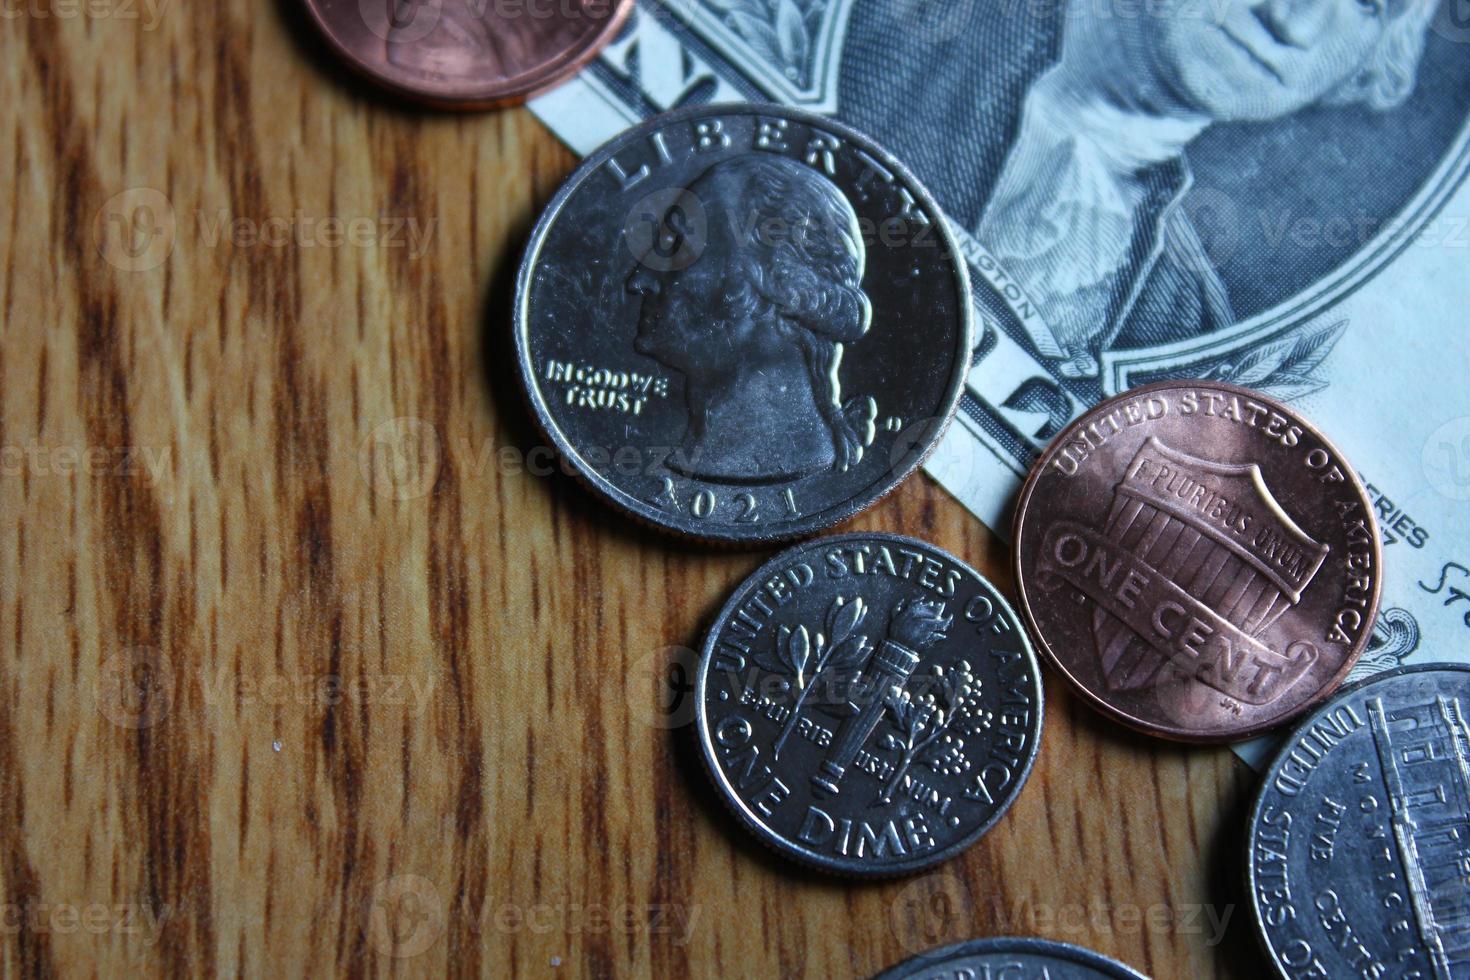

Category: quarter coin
[694, 533, 1043, 876]
[303, 0, 633, 108]
[1013, 381, 1382, 742]
[873, 937, 1148, 980]
[515, 104, 973, 543]
[1247, 663, 1470, 979]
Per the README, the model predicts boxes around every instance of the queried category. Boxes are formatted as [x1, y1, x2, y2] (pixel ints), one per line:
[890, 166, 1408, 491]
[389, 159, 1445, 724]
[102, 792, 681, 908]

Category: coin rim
[872, 936, 1150, 980]
[513, 102, 975, 544]
[1243, 661, 1470, 980]
[1010, 378, 1384, 743]
[301, 0, 635, 109]
[693, 531, 1045, 877]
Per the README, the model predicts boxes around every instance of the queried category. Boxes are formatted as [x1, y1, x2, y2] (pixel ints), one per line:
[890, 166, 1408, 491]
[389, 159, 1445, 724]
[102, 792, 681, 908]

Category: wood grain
[0, 4, 1264, 976]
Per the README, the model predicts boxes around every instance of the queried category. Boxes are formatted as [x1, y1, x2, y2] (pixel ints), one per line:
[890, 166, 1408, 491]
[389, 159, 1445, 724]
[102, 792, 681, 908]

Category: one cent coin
[873, 937, 1148, 980]
[303, 0, 633, 108]
[515, 104, 973, 544]
[694, 533, 1043, 876]
[1247, 663, 1470, 979]
[1013, 381, 1382, 742]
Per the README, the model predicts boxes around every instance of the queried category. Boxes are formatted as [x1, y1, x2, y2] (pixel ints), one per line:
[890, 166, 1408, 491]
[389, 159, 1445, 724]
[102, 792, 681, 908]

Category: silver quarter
[514, 104, 973, 543]
[695, 533, 1043, 876]
[1247, 663, 1470, 979]
[873, 937, 1149, 980]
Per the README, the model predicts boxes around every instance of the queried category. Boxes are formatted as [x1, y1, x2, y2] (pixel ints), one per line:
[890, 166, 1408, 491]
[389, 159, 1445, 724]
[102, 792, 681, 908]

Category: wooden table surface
[1, 4, 1264, 977]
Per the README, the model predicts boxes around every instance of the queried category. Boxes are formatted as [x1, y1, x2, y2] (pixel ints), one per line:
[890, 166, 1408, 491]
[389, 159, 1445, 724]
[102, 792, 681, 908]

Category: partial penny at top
[1012, 380, 1382, 742]
[873, 937, 1148, 980]
[515, 104, 973, 543]
[304, 0, 634, 108]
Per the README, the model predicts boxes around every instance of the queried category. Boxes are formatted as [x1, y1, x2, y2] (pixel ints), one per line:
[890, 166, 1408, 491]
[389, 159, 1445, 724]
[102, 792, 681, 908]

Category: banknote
[527, 0, 1470, 765]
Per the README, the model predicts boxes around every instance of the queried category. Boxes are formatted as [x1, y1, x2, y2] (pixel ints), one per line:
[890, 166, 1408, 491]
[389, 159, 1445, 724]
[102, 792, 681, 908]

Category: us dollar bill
[528, 0, 1470, 763]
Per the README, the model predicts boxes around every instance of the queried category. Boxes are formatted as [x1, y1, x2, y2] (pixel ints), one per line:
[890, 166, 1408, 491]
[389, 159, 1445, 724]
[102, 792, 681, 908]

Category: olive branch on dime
[754, 595, 874, 760]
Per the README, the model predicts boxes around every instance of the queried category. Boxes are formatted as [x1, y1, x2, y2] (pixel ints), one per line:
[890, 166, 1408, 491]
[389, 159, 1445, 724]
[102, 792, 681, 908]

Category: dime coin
[1013, 381, 1382, 742]
[1247, 664, 1470, 980]
[694, 533, 1043, 876]
[515, 104, 973, 543]
[873, 937, 1148, 980]
[303, 0, 633, 108]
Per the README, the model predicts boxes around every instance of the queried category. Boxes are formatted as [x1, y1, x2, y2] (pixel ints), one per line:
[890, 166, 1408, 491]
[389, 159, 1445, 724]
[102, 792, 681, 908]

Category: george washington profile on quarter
[626, 154, 877, 484]
[515, 105, 973, 543]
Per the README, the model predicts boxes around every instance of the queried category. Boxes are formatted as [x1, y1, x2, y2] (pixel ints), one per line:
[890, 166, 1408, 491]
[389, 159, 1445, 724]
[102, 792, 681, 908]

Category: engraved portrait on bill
[831, 0, 1455, 384]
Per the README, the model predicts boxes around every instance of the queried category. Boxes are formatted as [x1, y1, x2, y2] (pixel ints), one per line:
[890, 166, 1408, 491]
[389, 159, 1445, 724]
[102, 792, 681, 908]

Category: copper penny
[1012, 380, 1382, 742]
[303, 0, 633, 109]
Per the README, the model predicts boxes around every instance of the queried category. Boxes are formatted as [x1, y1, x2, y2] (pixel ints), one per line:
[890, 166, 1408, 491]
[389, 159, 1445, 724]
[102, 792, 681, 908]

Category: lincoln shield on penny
[1012, 381, 1382, 742]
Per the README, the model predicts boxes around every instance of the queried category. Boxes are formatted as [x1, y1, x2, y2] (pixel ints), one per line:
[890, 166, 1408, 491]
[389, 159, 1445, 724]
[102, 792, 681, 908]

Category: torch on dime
[694, 533, 1043, 876]
[1012, 380, 1382, 742]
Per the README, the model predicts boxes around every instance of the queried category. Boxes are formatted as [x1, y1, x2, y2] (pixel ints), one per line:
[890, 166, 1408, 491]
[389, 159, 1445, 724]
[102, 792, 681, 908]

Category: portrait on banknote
[646, 0, 1469, 396]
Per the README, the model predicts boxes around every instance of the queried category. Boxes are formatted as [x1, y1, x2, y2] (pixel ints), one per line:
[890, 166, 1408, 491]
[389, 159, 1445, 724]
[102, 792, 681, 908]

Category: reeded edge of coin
[301, 0, 635, 110]
[1010, 378, 1384, 744]
[871, 936, 1149, 980]
[693, 532, 1045, 877]
[513, 102, 975, 546]
[1243, 661, 1470, 980]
